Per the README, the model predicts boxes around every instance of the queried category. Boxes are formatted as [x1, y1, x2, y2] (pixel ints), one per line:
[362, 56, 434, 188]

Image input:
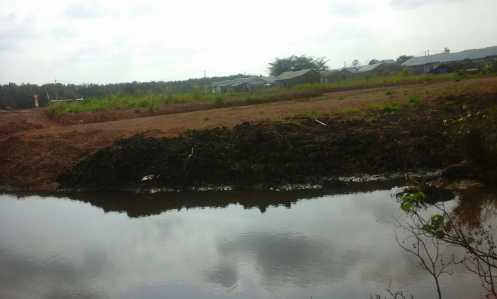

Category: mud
[60, 96, 481, 191]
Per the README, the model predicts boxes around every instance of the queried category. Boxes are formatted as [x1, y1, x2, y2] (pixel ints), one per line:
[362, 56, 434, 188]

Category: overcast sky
[0, 0, 496, 84]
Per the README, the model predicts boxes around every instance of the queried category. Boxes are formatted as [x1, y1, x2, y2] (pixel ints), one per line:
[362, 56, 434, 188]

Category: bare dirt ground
[2, 77, 497, 191]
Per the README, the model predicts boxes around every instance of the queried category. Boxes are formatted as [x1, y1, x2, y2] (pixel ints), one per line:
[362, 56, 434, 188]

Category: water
[0, 188, 490, 299]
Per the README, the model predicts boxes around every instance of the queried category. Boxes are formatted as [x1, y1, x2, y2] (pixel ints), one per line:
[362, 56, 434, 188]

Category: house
[211, 76, 270, 93]
[320, 69, 353, 83]
[274, 69, 321, 87]
[353, 61, 402, 75]
[320, 61, 401, 83]
[402, 45, 497, 73]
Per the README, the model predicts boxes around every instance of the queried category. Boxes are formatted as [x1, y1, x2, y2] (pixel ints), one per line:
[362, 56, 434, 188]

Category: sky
[0, 0, 496, 84]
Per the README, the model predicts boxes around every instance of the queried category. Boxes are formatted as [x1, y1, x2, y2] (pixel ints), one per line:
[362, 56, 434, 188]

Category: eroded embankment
[59, 93, 497, 191]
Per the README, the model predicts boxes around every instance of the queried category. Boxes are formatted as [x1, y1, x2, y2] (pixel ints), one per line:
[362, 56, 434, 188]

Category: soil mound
[59, 110, 461, 191]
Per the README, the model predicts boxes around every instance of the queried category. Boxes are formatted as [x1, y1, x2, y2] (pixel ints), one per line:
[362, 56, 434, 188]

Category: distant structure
[50, 98, 85, 103]
[402, 45, 497, 73]
[32, 94, 39, 108]
[320, 60, 401, 83]
[274, 69, 321, 87]
[211, 76, 272, 93]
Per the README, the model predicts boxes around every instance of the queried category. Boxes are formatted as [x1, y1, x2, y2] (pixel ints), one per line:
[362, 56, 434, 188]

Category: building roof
[212, 76, 267, 88]
[355, 63, 382, 73]
[402, 45, 497, 67]
[263, 76, 276, 83]
[320, 70, 340, 77]
[327, 61, 399, 74]
[354, 61, 400, 73]
[275, 69, 316, 81]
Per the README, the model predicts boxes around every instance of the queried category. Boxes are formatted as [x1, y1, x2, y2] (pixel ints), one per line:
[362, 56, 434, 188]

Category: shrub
[408, 95, 421, 105]
[215, 96, 225, 106]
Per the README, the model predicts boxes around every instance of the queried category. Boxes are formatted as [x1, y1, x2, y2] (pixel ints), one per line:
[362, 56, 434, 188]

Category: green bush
[408, 95, 422, 105]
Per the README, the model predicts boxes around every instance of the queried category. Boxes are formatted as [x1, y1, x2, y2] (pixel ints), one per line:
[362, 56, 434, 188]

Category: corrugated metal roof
[355, 61, 400, 73]
[402, 45, 497, 67]
[212, 76, 266, 88]
[275, 69, 316, 81]
[212, 79, 237, 88]
[329, 61, 399, 74]
[320, 70, 341, 76]
[262, 76, 276, 83]
[355, 63, 382, 73]
[231, 77, 266, 87]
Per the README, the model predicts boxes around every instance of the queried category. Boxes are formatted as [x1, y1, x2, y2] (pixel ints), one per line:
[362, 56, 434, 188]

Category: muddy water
[0, 188, 490, 299]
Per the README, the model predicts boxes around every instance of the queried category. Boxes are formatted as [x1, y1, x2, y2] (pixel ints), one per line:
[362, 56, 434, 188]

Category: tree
[397, 188, 497, 298]
[369, 59, 380, 65]
[268, 55, 328, 76]
[0, 74, 250, 109]
[397, 55, 414, 64]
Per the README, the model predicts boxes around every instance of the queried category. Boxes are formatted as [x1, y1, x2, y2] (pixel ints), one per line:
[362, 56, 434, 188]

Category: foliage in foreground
[393, 188, 497, 298]
[445, 99, 497, 183]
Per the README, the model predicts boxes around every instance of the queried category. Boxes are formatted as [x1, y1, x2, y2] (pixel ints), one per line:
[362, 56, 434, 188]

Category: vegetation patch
[444, 97, 497, 184]
[46, 88, 324, 121]
[46, 72, 463, 122]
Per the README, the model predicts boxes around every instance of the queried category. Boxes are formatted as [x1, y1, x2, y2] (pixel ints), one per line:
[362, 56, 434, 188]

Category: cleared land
[46, 72, 460, 124]
[1, 76, 497, 191]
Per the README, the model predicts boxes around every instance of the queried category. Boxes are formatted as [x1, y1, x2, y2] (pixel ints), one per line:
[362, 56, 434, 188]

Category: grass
[368, 101, 403, 113]
[367, 93, 425, 113]
[45, 72, 465, 119]
[294, 110, 325, 119]
[408, 95, 422, 105]
[295, 72, 459, 92]
[340, 107, 361, 114]
[46, 88, 326, 119]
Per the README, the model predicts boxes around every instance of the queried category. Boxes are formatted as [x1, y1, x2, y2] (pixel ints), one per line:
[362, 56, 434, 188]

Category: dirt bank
[2, 77, 497, 192]
[59, 92, 497, 191]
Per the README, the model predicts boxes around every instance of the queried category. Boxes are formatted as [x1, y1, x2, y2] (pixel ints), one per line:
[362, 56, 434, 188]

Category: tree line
[1, 54, 416, 109]
[0, 74, 246, 109]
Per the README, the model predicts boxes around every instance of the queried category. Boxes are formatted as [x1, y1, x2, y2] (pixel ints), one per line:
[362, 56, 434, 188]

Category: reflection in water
[453, 187, 497, 228]
[31, 180, 402, 218]
[205, 264, 239, 289]
[0, 187, 493, 299]
[217, 232, 359, 288]
[0, 247, 109, 299]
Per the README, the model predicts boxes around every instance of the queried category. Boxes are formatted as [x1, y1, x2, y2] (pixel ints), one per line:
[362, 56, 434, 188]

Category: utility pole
[54, 79, 58, 100]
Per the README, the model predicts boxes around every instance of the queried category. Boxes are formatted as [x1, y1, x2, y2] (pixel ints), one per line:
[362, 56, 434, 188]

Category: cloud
[390, 0, 463, 9]
[64, 2, 107, 19]
[1, 0, 496, 84]
[205, 264, 239, 288]
[328, 1, 373, 17]
[216, 232, 361, 287]
[0, 14, 37, 52]
[0, 248, 109, 299]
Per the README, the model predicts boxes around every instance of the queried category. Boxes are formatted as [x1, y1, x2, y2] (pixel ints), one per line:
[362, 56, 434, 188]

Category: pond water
[0, 187, 491, 299]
